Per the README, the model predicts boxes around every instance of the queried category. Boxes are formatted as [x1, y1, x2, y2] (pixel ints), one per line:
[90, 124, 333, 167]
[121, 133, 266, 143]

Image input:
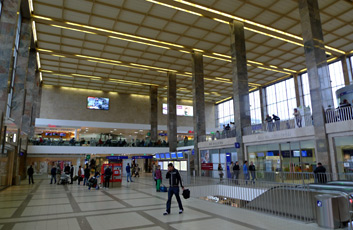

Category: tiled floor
[0, 175, 327, 230]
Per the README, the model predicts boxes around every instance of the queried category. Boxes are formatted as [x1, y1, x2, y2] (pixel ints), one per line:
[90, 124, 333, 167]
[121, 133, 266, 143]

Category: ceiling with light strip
[29, 0, 353, 103]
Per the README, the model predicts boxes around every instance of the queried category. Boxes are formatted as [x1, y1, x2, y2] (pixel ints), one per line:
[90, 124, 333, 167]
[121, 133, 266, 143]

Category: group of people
[217, 161, 257, 184]
[125, 163, 141, 182]
[265, 114, 281, 131]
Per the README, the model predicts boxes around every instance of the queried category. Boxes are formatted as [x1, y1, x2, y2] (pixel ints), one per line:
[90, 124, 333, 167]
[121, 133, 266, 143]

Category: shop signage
[106, 156, 128, 160]
[201, 163, 213, 171]
[132, 155, 153, 159]
[235, 142, 240, 148]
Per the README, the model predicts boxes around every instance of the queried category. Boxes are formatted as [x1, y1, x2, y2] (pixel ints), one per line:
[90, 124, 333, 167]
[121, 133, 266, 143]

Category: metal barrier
[326, 106, 353, 123]
[186, 176, 314, 222]
[243, 115, 313, 136]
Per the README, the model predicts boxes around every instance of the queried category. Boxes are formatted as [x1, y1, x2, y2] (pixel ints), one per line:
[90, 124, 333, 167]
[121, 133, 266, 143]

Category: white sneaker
[179, 210, 183, 214]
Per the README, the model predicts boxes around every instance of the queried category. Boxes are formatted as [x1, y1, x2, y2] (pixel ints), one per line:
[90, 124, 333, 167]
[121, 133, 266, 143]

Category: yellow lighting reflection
[50, 25, 97, 34]
[109, 36, 170, 50]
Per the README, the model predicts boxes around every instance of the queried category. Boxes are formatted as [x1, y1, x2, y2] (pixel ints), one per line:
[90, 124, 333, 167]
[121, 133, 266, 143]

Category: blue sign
[235, 142, 240, 148]
[317, 200, 322, 207]
[132, 155, 153, 159]
[226, 153, 232, 178]
[106, 156, 128, 160]
[155, 154, 160, 159]
[192, 149, 195, 155]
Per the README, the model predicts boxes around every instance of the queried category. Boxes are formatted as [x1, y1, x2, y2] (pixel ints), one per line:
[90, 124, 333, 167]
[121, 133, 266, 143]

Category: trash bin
[315, 194, 344, 229]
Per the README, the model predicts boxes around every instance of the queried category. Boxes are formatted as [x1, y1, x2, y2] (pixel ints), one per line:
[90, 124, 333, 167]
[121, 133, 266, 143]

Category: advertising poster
[163, 104, 193, 116]
[87, 97, 109, 110]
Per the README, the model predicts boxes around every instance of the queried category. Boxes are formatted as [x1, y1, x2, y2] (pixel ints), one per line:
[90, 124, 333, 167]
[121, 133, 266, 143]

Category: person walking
[77, 165, 83, 185]
[56, 165, 62, 185]
[243, 161, 250, 184]
[70, 165, 74, 184]
[233, 161, 240, 184]
[155, 165, 162, 192]
[27, 165, 34, 184]
[293, 108, 302, 127]
[103, 166, 112, 189]
[83, 164, 90, 186]
[230, 161, 234, 181]
[265, 115, 273, 132]
[249, 161, 256, 183]
[314, 162, 327, 184]
[50, 165, 57, 184]
[126, 163, 133, 182]
[163, 163, 184, 215]
[134, 164, 140, 177]
[218, 163, 223, 183]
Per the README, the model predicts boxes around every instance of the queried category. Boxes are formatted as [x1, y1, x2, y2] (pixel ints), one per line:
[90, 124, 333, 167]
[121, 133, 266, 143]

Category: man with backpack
[163, 163, 184, 215]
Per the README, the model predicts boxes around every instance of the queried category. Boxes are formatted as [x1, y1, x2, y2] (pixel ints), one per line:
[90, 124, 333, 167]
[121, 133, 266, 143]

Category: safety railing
[201, 170, 353, 185]
[326, 106, 353, 123]
[28, 139, 169, 147]
[243, 115, 313, 136]
[186, 176, 314, 222]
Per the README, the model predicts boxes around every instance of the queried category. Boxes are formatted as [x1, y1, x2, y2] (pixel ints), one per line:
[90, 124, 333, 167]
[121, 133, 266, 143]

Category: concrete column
[0, 0, 21, 115]
[299, 0, 334, 169]
[341, 56, 352, 86]
[229, 20, 251, 163]
[293, 74, 304, 107]
[167, 72, 177, 152]
[259, 87, 267, 123]
[191, 51, 206, 175]
[21, 50, 36, 135]
[31, 72, 42, 136]
[150, 86, 158, 143]
[11, 19, 32, 128]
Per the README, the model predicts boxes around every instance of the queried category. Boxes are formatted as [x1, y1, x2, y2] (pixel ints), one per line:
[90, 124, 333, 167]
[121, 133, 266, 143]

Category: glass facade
[200, 148, 237, 179]
[329, 61, 345, 108]
[249, 90, 261, 124]
[266, 78, 296, 120]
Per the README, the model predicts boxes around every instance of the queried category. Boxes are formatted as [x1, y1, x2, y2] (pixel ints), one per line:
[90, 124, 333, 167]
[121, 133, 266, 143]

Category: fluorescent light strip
[52, 54, 66, 58]
[216, 96, 232, 104]
[87, 60, 149, 71]
[28, 0, 34, 13]
[75, 54, 122, 64]
[146, 0, 203, 17]
[109, 36, 170, 50]
[32, 21, 38, 42]
[36, 52, 41, 69]
[130, 63, 178, 72]
[50, 25, 97, 34]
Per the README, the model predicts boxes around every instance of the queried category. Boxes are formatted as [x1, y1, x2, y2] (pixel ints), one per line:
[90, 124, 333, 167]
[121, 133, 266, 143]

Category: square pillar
[229, 20, 251, 163]
[192, 51, 206, 175]
[167, 72, 177, 152]
[299, 0, 334, 169]
[11, 19, 32, 128]
[150, 86, 158, 143]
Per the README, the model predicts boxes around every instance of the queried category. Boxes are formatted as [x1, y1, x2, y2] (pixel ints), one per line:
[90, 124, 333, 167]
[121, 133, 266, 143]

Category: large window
[329, 60, 345, 108]
[300, 73, 312, 111]
[249, 90, 261, 124]
[216, 100, 234, 128]
[266, 78, 296, 120]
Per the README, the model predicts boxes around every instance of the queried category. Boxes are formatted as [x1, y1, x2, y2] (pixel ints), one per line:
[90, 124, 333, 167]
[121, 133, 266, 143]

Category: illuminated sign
[163, 104, 193, 116]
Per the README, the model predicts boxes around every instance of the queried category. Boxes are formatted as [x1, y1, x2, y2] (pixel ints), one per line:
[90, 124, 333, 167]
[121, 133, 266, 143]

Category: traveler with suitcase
[163, 163, 184, 215]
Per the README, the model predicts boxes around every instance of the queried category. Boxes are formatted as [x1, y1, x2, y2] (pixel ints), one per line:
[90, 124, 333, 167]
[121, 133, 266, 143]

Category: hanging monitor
[171, 152, 177, 159]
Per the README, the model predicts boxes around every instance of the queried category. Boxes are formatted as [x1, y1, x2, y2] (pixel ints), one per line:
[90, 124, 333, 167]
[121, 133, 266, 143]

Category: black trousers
[104, 176, 110, 188]
[28, 175, 34, 184]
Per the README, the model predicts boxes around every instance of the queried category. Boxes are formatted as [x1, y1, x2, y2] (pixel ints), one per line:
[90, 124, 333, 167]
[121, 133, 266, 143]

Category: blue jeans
[83, 177, 89, 186]
[166, 187, 183, 213]
[127, 172, 132, 182]
[50, 175, 56, 184]
[244, 173, 250, 184]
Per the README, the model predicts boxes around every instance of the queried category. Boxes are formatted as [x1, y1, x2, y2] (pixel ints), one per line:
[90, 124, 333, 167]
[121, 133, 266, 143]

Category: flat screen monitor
[267, 152, 274, 156]
[177, 152, 184, 158]
[155, 154, 160, 159]
[257, 152, 265, 157]
[160, 153, 165, 159]
[301, 150, 308, 157]
[171, 152, 177, 159]
[87, 97, 109, 110]
[293, 151, 300, 157]
[165, 153, 171, 159]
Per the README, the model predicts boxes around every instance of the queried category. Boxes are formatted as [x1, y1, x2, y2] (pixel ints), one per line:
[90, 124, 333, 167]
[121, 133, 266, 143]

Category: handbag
[160, 184, 168, 192]
[182, 189, 190, 199]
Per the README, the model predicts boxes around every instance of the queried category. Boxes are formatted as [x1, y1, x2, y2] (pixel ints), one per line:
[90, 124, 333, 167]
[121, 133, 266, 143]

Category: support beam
[229, 20, 251, 163]
[167, 72, 177, 152]
[299, 0, 334, 169]
[341, 56, 352, 86]
[192, 51, 206, 176]
[150, 86, 158, 143]
[259, 87, 267, 124]
[293, 74, 304, 108]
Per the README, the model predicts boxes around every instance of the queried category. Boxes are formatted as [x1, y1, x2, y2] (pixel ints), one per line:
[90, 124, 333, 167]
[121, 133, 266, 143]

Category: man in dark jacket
[83, 164, 90, 186]
[163, 163, 184, 215]
[70, 165, 74, 184]
[249, 161, 256, 183]
[233, 161, 240, 184]
[314, 162, 327, 184]
[64, 164, 70, 175]
[103, 166, 112, 189]
[50, 165, 57, 184]
[27, 165, 34, 184]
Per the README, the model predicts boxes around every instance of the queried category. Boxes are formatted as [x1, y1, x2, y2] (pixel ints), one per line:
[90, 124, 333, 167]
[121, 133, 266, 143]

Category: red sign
[201, 163, 213, 171]
[102, 163, 122, 183]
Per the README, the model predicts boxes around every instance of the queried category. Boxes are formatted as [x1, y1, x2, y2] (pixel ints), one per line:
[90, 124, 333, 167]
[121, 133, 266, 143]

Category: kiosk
[102, 163, 122, 187]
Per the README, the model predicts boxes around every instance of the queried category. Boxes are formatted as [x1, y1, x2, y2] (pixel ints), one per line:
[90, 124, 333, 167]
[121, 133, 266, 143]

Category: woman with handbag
[155, 165, 162, 192]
